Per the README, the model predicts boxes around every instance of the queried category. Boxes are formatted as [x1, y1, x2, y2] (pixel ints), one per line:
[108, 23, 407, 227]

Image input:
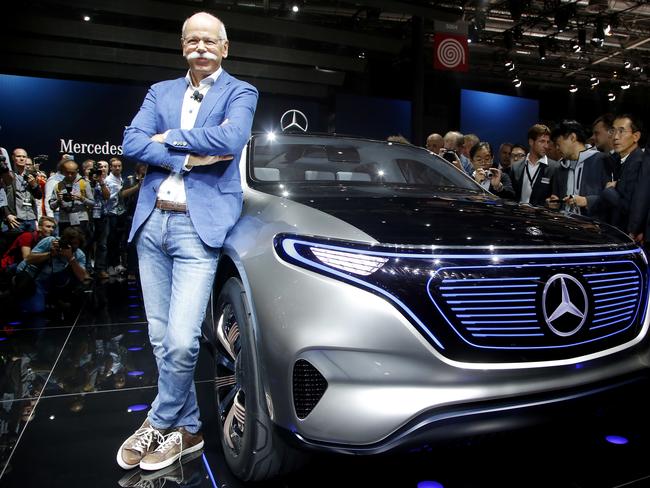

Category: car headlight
[309, 246, 388, 276]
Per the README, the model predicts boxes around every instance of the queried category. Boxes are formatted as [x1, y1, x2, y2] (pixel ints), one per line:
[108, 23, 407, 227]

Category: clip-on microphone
[191, 90, 204, 103]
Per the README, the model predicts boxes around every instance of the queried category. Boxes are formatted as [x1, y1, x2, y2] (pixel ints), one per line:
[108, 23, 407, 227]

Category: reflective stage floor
[2, 278, 650, 488]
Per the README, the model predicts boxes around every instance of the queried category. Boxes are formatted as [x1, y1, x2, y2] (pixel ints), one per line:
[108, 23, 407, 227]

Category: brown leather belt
[155, 199, 187, 212]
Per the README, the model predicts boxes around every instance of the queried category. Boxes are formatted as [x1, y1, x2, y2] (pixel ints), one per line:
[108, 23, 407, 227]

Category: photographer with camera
[470, 142, 515, 199]
[14, 226, 90, 313]
[442, 131, 474, 175]
[84, 160, 111, 278]
[49, 160, 94, 235]
[2, 148, 43, 233]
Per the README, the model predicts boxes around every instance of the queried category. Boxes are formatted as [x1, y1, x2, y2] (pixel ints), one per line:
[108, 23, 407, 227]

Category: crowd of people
[1, 112, 648, 313]
[0, 150, 145, 313]
[421, 112, 649, 243]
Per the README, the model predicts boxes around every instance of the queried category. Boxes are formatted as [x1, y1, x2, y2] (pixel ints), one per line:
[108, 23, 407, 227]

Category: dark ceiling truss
[2, 0, 650, 98]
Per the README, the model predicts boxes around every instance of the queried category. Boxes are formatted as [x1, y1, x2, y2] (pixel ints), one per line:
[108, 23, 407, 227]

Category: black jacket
[551, 149, 610, 218]
[511, 158, 560, 207]
[600, 147, 645, 234]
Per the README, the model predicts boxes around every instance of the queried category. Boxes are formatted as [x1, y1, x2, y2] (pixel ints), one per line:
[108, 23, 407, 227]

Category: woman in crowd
[470, 141, 515, 199]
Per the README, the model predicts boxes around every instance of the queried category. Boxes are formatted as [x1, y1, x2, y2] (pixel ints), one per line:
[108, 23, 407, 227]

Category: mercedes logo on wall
[280, 109, 309, 133]
[542, 273, 589, 337]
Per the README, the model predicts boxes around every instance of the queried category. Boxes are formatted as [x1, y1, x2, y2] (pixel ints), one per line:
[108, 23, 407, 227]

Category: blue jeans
[137, 209, 220, 433]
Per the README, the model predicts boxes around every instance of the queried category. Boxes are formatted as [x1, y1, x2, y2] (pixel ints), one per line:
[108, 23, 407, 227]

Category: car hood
[270, 185, 630, 248]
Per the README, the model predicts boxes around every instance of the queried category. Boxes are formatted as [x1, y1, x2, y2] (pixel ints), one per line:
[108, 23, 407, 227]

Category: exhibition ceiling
[2, 1, 650, 98]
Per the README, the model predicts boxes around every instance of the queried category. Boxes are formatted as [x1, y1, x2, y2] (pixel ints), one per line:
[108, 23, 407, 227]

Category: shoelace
[153, 431, 182, 453]
[131, 427, 165, 453]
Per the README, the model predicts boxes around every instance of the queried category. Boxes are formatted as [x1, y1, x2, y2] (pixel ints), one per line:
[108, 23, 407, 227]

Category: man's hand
[50, 239, 61, 257]
[150, 130, 170, 143]
[60, 246, 74, 262]
[546, 194, 561, 210]
[563, 195, 587, 208]
[5, 214, 19, 229]
[26, 174, 37, 188]
[606, 180, 617, 189]
[186, 154, 234, 168]
[489, 168, 502, 187]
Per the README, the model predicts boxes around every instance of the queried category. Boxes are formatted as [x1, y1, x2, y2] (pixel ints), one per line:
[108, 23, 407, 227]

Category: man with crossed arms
[118, 12, 258, 472]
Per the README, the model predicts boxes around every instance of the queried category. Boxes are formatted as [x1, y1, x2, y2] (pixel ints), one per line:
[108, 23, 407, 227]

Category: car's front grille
[293, 359, 328, 419]
[431, 259, 644, 351]
[278, 235, 648, 363]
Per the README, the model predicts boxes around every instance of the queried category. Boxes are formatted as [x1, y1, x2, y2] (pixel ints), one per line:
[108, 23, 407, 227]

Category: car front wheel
[213, 277, 305, 481]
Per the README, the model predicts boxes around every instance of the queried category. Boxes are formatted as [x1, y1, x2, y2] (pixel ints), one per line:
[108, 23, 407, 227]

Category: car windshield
[248, 134, 481, 192]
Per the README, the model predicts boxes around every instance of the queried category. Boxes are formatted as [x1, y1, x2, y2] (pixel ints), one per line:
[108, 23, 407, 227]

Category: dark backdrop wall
[3, 71, 649, 173]
[0, 74, 332, 173]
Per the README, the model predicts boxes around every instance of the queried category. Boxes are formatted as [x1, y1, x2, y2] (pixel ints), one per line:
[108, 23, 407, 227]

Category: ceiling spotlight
[83, 15, 91, 21]
[291, 4, 299, 13]
[504, 60, 513, 67]
[358, 51, 366, 60]
[590, 75, 598, 82]
[569, 84, 578, 93]
[538, 43, 546, 60]
[621, 81, 631, 90]
[512, 77, 521, 87]
[624, 60, 632, 69]
[561, 63, 567, 69]
[591, 37, 604, 48]
[591, 79, 600, 87]
[608, 92, 616, 101]
[572, 40, 581, 53]
[604, 24, 612, 36]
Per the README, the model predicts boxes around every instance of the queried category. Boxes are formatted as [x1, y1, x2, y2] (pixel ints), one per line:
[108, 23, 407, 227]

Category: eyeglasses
[511, 153, 526, 159]
[472, 157, 492, 164]
[182, 37, 226, 48]
[608, 127, 635, 136]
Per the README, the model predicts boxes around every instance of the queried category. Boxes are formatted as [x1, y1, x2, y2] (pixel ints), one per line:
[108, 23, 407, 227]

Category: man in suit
[601, 114, 645, 239]
[547, 120, 610, 218]
[511, 124, 559, 207]
[117, 12, 258, 472]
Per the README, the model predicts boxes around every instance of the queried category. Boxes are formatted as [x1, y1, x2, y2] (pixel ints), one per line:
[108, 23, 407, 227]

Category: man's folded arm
[163, 85, 258, 156]
[122, 86, 188, 173]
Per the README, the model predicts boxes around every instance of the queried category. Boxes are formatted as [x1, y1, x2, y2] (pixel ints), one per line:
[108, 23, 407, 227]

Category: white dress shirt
[157, 68, 223, 203]
[520, 155, 548, 204]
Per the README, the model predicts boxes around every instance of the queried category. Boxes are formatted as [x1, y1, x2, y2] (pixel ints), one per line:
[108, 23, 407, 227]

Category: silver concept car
[203, 129, 650, 481]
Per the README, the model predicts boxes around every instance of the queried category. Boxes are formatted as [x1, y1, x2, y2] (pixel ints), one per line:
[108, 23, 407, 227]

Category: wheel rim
[215, 302, 246, 455]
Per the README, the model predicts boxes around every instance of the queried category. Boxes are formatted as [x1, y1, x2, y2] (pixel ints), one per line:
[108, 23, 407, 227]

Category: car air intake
[293, 359, 328, 419]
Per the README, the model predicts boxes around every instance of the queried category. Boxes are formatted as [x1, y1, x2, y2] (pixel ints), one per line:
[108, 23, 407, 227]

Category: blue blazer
[122, 70, 258, 248]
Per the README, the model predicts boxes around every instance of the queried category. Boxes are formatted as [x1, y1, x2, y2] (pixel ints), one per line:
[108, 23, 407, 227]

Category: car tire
[213, 277, 306, 481]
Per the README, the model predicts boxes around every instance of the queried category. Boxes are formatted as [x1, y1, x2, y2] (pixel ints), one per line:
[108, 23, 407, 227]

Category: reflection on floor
[1, 278, 650, 487]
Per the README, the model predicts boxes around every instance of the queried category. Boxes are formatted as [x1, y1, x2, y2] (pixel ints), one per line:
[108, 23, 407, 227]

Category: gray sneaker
[117, 419, 166, 470]
[139, 427, 204, 471]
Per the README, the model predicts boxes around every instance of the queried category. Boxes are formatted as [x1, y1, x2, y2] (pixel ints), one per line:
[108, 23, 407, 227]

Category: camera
[62, 184, 74, 202]
[90, 161, 103, 187]
[57, 236, 72, 250]
[441, 150, 458, 163]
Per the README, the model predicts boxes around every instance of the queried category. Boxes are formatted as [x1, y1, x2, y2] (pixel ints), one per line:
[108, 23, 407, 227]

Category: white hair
[181, 12, 228, 40]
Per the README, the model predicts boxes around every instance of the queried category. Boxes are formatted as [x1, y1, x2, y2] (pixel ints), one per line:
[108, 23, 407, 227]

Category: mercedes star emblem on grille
[542, 273, 589, 337]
